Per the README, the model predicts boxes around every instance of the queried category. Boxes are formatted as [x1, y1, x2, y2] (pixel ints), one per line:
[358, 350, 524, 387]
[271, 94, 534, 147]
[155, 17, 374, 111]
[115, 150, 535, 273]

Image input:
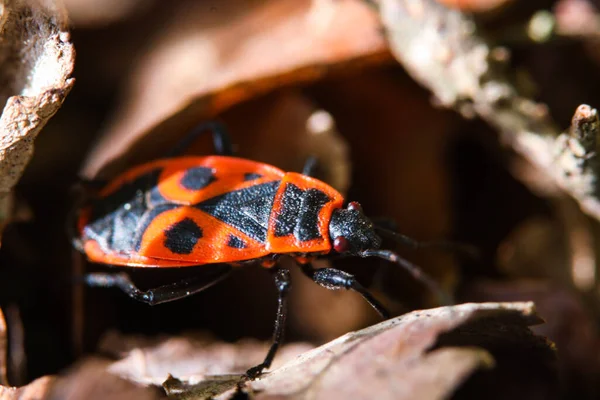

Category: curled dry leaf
[82, 0, 388, 179]
[102, 331, 313, 386]
[103, 302, 551, 400]
[0, 0, 74, 236]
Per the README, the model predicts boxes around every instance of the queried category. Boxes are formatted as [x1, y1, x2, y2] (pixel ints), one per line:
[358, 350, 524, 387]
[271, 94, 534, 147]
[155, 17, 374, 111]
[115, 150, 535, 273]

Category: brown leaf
[102, 331, 312, 386]
[81, 0, 388, 178]
[47, 358, 164, 400]
[0, 0, 74, 192]
[0, 0, 74, 237]
[117, 302, 551, 400]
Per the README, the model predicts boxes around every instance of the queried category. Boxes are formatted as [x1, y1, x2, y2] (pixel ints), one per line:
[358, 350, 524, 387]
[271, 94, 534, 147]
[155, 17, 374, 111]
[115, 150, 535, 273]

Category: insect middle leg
[83, 265, 232, 305]
[300, 263, 390, 319]
[168, 121, 234, 157]
[245, 267, 291, 379]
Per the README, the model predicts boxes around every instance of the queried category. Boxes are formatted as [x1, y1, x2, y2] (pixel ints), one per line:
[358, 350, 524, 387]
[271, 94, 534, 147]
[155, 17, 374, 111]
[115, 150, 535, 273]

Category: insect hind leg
[168, 121, 234, 157]
[83, 265, 231, 305]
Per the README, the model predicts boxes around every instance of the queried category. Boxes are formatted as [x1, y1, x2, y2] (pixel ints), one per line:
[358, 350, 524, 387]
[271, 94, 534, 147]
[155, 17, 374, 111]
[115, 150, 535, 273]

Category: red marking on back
[137, 206, 269, 265]
[99, 156, 285, 205]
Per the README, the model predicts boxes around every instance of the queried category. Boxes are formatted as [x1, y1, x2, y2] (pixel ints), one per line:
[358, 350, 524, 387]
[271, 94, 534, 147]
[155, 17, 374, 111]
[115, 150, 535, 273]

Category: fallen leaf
[0, 0, 74, 238]
[101, 331, 312, 386]
[99, 302, 552, 399]
[47, 358, 164, 400]
[81, 0, 389, 178]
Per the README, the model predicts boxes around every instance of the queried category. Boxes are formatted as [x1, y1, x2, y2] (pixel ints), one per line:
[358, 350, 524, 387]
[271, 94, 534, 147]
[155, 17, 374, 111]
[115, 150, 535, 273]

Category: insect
[73, 122, 461, 379]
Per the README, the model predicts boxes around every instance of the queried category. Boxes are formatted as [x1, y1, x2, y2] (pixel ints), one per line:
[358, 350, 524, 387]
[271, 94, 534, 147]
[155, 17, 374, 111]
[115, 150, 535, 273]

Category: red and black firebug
[73, 122, 462, 379]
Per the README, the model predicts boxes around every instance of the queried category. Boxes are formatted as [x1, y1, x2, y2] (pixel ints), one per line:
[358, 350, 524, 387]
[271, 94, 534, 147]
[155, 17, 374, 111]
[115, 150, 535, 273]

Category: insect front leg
[245, 267, 291, 379]
[300, 263, 390, 319]
[83, 265, 231, 305]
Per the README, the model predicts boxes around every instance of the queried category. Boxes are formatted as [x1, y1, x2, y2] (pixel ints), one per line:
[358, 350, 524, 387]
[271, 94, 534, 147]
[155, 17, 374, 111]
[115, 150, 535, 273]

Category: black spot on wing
[274, 183, 331, 242]
[132, 203, 180, 252]
[227, 234, 247, 249]
[180, 166, 216, 190]
[195, 181, 280, 243]
[244, 172, 263, 181]
[164, 218, 203, 254]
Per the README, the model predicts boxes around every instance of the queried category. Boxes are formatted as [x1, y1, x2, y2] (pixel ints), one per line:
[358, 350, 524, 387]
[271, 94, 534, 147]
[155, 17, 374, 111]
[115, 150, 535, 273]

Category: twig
[374, 0, 600, 221]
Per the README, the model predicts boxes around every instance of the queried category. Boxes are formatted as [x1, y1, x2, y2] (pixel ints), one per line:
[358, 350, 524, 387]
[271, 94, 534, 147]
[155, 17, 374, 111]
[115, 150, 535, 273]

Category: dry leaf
[0, 0, 74, 237]
[93, 302, 553, 399]
[81, 0, 388, 178]
[47, 358, 164, 400]
[102, 332, 312, 386]
[158, 302, 552, 399]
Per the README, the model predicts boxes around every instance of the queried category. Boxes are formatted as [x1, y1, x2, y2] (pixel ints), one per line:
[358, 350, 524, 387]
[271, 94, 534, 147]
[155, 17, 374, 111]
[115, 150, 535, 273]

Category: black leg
[301, 155, 319, 177]
[167, 121, 233, 157]
[83, 266, 231, 306]
[245, 267, 291, 379]
[300, 264, 390, 319]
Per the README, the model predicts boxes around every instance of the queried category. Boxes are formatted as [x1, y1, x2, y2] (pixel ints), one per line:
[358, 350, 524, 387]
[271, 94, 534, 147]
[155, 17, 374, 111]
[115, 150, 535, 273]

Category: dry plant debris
[1, 302, 552, 400]
[0, 0, 74, 238]
[377, 0, 600, 222]
[100, 332, 313, 386]
[81, 0, 389, 179]
[95, 302, 550, 400]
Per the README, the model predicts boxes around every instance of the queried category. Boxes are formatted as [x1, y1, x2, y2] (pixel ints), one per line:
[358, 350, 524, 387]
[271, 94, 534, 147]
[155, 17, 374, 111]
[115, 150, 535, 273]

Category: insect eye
[333, 236, 350, 253]
[348, 201, 362, 212]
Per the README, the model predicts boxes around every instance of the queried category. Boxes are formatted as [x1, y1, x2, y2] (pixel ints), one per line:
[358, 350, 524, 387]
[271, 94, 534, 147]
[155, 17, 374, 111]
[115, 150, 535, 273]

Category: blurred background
[2, 0, 600, 398]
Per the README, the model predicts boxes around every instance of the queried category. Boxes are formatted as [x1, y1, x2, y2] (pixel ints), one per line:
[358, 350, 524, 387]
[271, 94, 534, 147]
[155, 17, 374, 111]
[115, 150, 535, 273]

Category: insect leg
[301, 155, 319, 177]
[83, 266, 231, 306]
[168, 121, 233, 157]
[300, 263, 390, 319]
[245, 267, 291, 379]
